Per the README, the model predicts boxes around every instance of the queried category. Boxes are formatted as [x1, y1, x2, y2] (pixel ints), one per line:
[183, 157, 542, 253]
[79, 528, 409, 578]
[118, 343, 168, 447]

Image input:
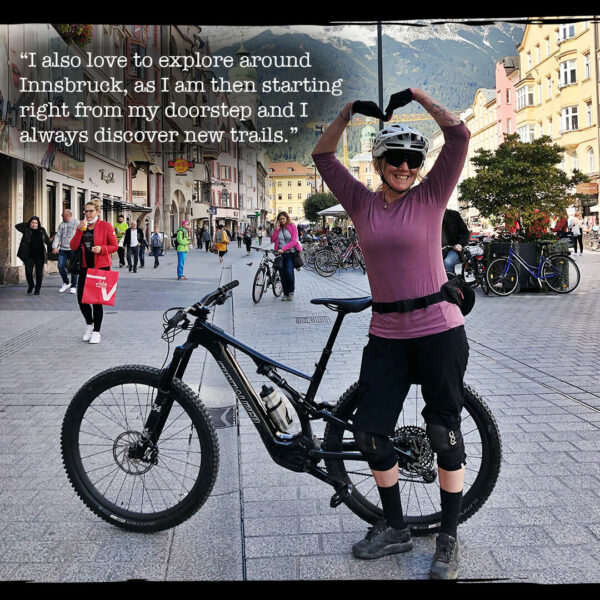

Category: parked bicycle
[61, 281, 502, 534]
[486, 235, 580, 296]
[314, 235, 366, 277]
[445, 243, 489, 295]
[250, 247, 283, 303]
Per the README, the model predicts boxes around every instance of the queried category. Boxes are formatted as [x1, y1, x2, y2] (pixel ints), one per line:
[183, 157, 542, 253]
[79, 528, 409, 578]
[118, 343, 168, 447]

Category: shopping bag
[82, 268, 119, 306]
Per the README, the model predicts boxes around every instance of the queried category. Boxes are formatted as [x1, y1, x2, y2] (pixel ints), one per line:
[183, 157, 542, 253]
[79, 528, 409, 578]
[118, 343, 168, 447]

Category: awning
[149, 164, 163, 174]
[317, 203, 347, 216]
[112, 199, 152, 213]
[127, 144, 154, 166]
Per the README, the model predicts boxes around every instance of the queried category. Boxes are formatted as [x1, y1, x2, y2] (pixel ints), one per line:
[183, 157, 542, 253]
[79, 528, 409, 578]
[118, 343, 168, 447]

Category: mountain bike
[451, 243, 489, 295]
[314, 237, 366, 277]
[486, 237, 580, 296]
[250, 247, 283, 303]
[60, 281, 502, 534]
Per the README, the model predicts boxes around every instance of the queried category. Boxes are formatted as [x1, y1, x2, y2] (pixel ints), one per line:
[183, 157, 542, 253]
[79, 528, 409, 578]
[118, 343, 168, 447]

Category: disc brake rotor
[393, 425, 436, 483]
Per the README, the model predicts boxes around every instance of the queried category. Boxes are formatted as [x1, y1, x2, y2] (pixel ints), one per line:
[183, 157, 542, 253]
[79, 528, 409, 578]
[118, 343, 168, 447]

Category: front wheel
[323, 382, 502, 535]
[61, 365, 219, 533]
[486, 257, 519, 296]
[314, 249, 337, 277]
[542, 255, 580, 293]
[252, 267, 267, 303]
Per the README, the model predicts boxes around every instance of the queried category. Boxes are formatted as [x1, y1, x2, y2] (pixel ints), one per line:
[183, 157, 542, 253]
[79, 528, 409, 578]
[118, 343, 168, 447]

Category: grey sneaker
[429, 532, 459, 580]
[352, 520, 413, 560]
[288, 292, 294, 300]
[281, 295, 291, 301]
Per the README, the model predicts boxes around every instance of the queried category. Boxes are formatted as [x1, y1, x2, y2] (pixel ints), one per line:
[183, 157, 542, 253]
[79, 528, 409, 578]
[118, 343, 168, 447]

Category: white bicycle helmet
[372, 123, 429, 159]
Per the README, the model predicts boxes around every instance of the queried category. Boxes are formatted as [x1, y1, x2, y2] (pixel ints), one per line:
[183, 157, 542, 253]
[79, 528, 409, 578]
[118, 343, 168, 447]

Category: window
[506, 89, 511, 104]
[559, 23, 575, 42]
[547, 76, 552, 99]
[288, 207, 293, 214]
[561, 106, 578, 132]
[517, 125, 536, 142]
[507, 118, 512, 134]
[559, 60, 577, 87]
[537, 83, 542, 104]
[288, 180, 292, 186]
[297, 193, 302, 200]
[297, 180, 302, 186]
[545, 37, 550, 57]
[586, 102, 593, 127]
[548, 117, 553, 138]
[584, 54, 591, 79]
[277, 181, 282, 187]
[588, 148, 595, 173]
[220, 165, 231, 180]
[287, 194, 292, 200]
[516, 86, 534, 110]
[572, 152, 578, 171]
[536, 45, 540, 64]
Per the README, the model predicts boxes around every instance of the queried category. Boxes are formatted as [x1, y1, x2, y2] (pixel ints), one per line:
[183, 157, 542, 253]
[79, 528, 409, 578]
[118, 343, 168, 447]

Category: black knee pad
[425, 423, 466, 471]
[353, 431, 398, 472]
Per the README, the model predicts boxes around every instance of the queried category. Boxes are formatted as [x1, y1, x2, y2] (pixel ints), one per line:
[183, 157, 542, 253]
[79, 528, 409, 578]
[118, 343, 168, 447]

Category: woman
[70, 198, 118, 344]
[150, 226, 163, 268]
[312, 89, 470, 580]
[271, 211, 302, 301]
[16, 216, 51, 295]
[243, 228, 253, 255]
[215, 224, 229, 263]
[202, 226, 211, 252]
[570, 212, 584, 256]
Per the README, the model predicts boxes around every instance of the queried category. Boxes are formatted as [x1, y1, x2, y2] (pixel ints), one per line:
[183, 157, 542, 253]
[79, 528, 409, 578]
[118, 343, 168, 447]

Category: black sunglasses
[383, 150, 424, 169]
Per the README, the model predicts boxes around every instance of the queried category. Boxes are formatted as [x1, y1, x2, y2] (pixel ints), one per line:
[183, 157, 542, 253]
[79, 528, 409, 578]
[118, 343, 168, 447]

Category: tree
[459, 134, 590, 240]
[303, 192, 339, 223]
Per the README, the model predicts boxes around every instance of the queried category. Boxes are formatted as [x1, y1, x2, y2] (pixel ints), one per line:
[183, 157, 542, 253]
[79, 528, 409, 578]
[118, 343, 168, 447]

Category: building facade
[268, 161, 314, 224]
[514, 19, 599, 218]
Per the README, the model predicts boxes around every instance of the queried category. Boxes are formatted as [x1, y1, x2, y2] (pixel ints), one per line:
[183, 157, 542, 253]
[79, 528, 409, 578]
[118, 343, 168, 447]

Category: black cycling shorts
[353, 326, 469, 436]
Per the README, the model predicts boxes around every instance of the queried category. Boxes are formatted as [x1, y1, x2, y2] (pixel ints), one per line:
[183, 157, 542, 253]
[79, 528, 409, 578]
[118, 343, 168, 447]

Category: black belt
[372, 292, 444, 314]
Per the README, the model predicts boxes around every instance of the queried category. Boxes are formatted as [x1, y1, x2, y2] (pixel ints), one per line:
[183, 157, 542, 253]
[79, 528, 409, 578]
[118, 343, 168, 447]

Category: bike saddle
[310, 297, 373, 313]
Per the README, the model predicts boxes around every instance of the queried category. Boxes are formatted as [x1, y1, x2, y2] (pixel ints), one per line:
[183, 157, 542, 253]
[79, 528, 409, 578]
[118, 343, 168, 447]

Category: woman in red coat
[70, 198, 118, 344]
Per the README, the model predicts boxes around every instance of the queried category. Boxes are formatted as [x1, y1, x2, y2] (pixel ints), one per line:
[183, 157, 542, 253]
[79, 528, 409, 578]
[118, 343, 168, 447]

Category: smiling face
[380, 157, 419, 195]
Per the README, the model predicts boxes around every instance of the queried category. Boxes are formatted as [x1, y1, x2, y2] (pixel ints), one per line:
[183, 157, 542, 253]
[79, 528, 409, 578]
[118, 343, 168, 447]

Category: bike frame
[141, 305, 409, 503]
[502, 243, 559, 284]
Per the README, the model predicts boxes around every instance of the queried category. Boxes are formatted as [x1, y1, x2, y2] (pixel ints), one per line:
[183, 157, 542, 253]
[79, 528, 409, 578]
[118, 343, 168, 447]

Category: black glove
[384, 89, 414, 120]
[352, 100, 386, 121]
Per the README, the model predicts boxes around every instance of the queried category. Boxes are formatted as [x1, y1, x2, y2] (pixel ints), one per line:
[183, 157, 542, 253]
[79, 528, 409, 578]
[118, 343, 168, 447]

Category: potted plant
[56, 25, 93, 48]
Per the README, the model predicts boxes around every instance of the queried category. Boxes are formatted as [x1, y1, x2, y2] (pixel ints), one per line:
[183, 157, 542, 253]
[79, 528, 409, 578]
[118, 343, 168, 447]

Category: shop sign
[168, 157, 195, 175]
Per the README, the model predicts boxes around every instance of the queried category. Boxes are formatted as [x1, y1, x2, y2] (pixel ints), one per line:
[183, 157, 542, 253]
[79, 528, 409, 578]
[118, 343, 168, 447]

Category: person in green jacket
[114, 215, 128, 268]
[176, 220, 191, 280]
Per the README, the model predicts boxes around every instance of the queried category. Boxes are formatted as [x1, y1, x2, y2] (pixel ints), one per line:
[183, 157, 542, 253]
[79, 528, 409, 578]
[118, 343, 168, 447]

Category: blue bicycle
[486, 236, 580, 296]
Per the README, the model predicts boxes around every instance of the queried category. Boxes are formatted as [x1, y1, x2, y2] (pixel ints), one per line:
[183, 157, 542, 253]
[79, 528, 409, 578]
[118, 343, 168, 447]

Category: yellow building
[268, 161, 316, 224]
[514, 18, 600, 217]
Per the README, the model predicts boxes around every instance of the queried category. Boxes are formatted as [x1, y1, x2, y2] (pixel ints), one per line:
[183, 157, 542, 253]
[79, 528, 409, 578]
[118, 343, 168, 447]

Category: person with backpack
[215, 224, 230, 263]
[176, 220, 191, 280]
[243, 228, 252, 255]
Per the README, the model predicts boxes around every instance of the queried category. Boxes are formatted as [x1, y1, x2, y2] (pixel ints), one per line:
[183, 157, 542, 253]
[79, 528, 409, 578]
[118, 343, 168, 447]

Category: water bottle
[259, 385, 293, 433]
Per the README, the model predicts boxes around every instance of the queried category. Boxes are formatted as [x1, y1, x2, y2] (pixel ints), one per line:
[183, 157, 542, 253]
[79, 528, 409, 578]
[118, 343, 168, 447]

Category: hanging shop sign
[168, 157, 195, 175]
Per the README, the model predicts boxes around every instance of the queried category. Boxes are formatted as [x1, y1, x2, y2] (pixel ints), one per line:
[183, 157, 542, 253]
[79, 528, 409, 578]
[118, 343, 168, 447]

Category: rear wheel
[542, 255, 580, 293]
[322, 382, 502, 535]
[252, 267, 266, 303]
[461, 259, 478, 288]
[272, 269, 283, 297]
[486, 257, 519, 296]
[314, 249, 338, 277]
[61, 366, 219, 532]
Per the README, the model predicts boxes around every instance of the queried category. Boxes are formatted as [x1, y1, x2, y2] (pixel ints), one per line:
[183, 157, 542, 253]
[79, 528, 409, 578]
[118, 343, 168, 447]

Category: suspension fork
[132, 341, 197, 458]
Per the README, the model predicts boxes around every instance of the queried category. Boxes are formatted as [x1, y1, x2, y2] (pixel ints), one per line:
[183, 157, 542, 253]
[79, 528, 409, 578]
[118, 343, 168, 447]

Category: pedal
[330, 483, 352, 508]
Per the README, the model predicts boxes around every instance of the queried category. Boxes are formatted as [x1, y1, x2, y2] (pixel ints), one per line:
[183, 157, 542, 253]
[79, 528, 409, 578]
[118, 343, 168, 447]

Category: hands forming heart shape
[352, 89, 414, 121]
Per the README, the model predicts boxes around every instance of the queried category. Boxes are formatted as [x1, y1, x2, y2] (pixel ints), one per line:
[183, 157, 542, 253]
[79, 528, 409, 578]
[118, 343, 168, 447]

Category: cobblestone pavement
[0, 244, 599, 583]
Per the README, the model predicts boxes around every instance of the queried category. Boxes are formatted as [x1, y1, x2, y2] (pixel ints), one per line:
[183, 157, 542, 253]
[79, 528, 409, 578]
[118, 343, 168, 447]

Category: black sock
[440, 488, 462, 538]
[377, 482, 406, 530]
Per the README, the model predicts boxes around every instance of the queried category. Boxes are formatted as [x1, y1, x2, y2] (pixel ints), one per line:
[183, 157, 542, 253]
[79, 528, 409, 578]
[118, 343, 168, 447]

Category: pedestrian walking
[243, 228, 252, 255]
[150, 226, 163, 268]
[202, 226, 211, 252]
[114, 215, 128, 268]
[15, 216, 51, 295]
[195, 225, 203, 249]
[176, 220, 191, 280]
[271, 211, 302, 301]
[52, 209, 79, 294]
[236, 227, 243, 248]
[70, 198, 118, 344]
[313, 88, 470, 579]
[215, 224, 230, 263]
[139, 229, 147, 268]
[257, 225, 264, 245]
[123, 221, 142, 273]
[570, 213, 584, 256]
